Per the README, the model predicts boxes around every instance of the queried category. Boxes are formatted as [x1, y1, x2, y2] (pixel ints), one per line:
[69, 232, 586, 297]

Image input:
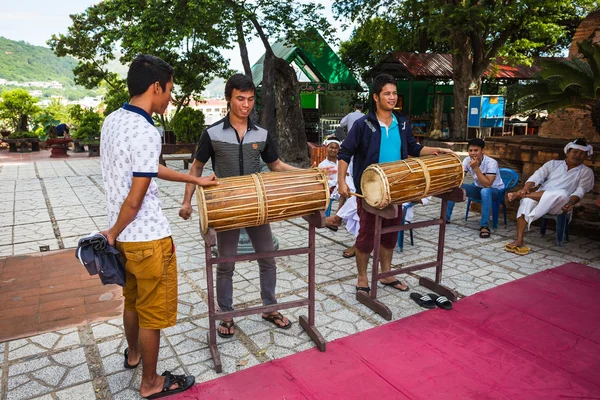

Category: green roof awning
[251, 29, 362, 91]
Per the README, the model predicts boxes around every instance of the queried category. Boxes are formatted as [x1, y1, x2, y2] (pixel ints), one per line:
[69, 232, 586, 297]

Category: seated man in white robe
[506, 138, 594, 255]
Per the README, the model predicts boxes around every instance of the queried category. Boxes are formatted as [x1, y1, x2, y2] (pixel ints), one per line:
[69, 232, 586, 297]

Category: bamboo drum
[360, 154, 464, 209]
[196, 169, 330, 234]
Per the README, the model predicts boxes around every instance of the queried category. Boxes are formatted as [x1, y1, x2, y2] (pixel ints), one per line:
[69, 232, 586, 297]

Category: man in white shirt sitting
[446, 138, 505, 239]
[506, 138, 595, 255]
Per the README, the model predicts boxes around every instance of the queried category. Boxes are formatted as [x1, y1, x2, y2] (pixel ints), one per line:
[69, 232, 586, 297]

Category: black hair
[573, 138, 588, 146]
[225, 74, 256, 99]
[467, 138, 486, 149]
[127, 54, 174, 97]
[372, 74, 397, 98]
[355, 103, 364, 110]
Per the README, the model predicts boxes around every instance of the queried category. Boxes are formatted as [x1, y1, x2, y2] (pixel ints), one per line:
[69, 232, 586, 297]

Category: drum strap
[413, 158, 431, 197]
[252, 173, 268, 226]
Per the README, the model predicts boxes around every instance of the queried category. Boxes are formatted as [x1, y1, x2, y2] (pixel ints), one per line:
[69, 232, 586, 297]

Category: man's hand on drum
[196, 173, 219, 187]
[312, 161, 336, 175]
[337, 180, 351, 198]
[431, 147, 454, 156]
[179, 203, 193, 220]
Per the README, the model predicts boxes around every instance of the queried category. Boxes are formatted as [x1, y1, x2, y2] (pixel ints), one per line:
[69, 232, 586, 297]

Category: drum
[360, 154, 464, 209]
[196, 169, 330, 234]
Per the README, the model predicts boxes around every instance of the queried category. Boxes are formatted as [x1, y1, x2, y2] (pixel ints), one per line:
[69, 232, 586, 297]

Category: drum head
[361, 166, 390, 209]
[196, 188, 209, 235]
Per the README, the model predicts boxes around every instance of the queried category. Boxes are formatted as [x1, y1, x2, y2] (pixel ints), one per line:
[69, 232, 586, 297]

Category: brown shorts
[355, 198, 403, 254]
[116, 236, 177, 330]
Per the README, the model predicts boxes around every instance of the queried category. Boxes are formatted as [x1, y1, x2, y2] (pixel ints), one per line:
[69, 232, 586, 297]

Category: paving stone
[6, 379, 50, 400]
[59, 364, 91, 387]
[51, 348, 86, 368]
[55, 382, 96, 400]
[32, 365, 66, 386]
[29, 332, 60, 349]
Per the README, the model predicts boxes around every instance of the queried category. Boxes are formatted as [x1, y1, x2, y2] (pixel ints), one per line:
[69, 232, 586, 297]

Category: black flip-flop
[356, 286, 370, 294]
[410, 292, 436, 309]
[123, 348, 140, 369]
[145, 371, 195, 399]
[479, 226, 491, 238]
[217, 320, 235, 338]
[428, 293, 453, 310]
[381, 279, 409, 292]
[326, 224, 338, 231]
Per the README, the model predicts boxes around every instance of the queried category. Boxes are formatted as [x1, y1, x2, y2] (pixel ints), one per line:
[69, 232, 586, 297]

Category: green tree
[101, 79, 130, 117]
[48, 0, 231, 127]
[510, 40, 600, 133]
[334, 0, 597, 139]
[0, 89, 40, 132]
[171, 107, 205, 143]
[72, 109, 104, 143]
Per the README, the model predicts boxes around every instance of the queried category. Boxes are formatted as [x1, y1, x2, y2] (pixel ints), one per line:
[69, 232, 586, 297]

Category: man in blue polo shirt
[337, 73, 453, 295]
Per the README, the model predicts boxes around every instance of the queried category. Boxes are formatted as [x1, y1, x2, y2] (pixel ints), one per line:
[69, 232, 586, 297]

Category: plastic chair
[540, 212, 570, 246]
[465, 168, 519, 229]
[325, 200, 333, 217]
[397, 203, 415, 253]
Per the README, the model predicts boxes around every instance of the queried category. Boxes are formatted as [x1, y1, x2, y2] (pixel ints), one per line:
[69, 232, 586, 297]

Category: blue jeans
[446, 184, 499, 228]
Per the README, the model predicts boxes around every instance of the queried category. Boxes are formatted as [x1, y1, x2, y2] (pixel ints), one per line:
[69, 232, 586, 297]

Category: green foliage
[0, 37, 78, 83]
[33, 112, 60, 136]
[72, 109, 103, 143]
[48, 1, 231, 115]
[171, 107, 205, 143]
[509, 40, 600, 132]
[102, 79, 129, 117]
[8, 131, 38, 139]
[0, 89, 40, 132]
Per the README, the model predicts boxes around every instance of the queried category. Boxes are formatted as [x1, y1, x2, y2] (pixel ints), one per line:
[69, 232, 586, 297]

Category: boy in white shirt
[446, 138, 504, 238]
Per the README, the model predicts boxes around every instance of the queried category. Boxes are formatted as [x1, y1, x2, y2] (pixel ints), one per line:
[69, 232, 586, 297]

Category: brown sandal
[262, 312, 292, 329]
[343, 246, 356, 258]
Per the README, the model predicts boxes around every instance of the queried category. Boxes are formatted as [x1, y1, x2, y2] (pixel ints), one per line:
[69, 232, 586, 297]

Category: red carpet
[176, 263, 600, 399]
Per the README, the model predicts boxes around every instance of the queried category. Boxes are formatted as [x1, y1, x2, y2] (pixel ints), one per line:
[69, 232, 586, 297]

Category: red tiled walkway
[0, 250, 123, 342]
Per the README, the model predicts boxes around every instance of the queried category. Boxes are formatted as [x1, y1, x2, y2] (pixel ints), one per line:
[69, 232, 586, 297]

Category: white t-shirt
[463, 155, 504, 190]
[100, 105, 171, 242]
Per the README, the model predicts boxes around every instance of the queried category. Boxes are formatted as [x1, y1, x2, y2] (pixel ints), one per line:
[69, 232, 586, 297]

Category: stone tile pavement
[0, 158, 599, 399]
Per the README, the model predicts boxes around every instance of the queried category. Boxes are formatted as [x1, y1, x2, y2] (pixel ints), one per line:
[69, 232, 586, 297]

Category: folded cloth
[76, 232, 126, 287]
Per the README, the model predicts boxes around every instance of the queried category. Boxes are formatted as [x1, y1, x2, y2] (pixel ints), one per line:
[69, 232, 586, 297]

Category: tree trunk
[430, 93, 444, 139]
[451, 36, 479, 141]
[273, 57, 308, 165]
[235, 14, 258, 122]
[260, 51, 277, 142]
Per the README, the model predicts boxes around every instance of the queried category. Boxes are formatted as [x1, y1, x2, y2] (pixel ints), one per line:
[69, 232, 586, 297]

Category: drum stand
[201, 211, 327, 372]
[356, 187, 465, 320]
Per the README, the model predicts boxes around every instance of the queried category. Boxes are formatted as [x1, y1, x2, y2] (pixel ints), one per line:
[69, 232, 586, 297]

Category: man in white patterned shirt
[100, 54, 217, 399]
[506, 138, 594, 255]
[446, 138, 504, 238]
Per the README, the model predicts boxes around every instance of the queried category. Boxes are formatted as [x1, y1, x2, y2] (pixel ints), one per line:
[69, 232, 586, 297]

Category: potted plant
[72, 108, 103, 156]
[6, 131, 39, 152]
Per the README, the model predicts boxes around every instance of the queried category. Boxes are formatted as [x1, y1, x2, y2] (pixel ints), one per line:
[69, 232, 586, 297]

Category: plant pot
[87, 143, 100, 157]
[46, 138, 73, 158]
[0, 130, 10, 138]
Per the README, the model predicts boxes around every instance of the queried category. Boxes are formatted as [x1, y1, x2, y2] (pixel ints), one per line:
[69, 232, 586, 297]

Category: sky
[0, 0, 353, 73]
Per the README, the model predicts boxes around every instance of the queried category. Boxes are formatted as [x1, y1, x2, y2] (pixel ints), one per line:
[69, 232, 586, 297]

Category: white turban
[564, 141, 593, 156]
[323, 137, 340, 146]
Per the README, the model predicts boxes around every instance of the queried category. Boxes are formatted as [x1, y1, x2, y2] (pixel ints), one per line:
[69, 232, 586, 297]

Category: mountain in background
[0, 37, 78, 84]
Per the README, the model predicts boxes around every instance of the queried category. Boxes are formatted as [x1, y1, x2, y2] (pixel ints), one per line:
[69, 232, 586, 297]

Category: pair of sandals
[504, 243, 530, 255]
[410, 292, 453, 310]
[123, 349, 195, 399]
[217, 312, 293, 339]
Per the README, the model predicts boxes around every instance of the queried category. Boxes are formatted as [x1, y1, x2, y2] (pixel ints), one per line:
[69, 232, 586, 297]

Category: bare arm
[158, 164, 216, 186]
[179, 160, 206, 220]
[336, 160, 350, 198]
[419, 146, 454, 156]
[267, 158, 299, 171]
[99, 177, 151, 245]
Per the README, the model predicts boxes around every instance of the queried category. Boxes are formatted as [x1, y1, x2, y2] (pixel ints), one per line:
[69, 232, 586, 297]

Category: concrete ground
[1, 155, 599, 400]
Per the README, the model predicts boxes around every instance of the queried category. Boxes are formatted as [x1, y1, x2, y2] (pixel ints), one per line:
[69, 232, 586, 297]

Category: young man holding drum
[179, 74, 300, 338]
[337, 73, 453, 294]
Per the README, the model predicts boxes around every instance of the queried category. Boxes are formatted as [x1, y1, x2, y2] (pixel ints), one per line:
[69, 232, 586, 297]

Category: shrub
[72, 109, 103, 143]
[171, 107, 205, 143]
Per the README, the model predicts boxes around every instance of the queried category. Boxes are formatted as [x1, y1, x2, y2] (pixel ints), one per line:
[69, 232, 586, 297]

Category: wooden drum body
[196, 169, 330, 234]
[361, 154, 464, 209]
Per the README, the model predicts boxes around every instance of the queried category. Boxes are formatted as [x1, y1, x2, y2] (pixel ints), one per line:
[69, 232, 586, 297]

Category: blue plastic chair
[540, 212, 570, 246]
[397, 203, 416, 253]
[465, 168, 519, 229]
[325, 200, 334, 217]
